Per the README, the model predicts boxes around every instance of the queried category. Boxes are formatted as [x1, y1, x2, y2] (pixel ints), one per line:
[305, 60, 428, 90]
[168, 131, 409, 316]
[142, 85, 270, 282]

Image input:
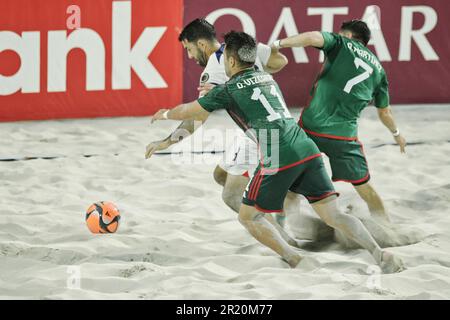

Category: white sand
[0, 104, 449, 300]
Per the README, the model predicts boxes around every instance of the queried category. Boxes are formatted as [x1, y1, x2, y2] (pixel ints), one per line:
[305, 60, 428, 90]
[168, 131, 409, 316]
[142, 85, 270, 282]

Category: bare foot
[380, 251, 405, 274]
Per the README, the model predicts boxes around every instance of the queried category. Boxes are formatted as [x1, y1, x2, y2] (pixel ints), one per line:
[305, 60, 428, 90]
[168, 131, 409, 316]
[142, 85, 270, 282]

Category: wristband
[162, 110, 170, 120]
[392, 128, 400, 137]
[273, 39, 282, 49]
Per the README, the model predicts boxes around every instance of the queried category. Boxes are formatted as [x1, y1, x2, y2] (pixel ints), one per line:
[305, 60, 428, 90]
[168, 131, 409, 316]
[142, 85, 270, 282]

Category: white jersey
[198, 43, 272, 176]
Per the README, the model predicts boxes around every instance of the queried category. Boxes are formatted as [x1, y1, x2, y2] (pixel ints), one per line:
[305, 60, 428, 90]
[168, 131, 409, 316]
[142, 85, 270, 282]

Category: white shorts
[219, 134, 259, 178]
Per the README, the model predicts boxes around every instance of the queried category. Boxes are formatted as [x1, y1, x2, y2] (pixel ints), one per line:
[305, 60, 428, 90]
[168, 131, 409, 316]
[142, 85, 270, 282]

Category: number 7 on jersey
[343, 57, 373, 93]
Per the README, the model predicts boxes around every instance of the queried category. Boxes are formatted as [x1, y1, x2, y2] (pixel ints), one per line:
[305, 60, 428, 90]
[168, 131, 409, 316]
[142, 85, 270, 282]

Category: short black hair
[223, 31, 257, 67]
[178, 18, 216, 43]
[340, 20, 371, 46]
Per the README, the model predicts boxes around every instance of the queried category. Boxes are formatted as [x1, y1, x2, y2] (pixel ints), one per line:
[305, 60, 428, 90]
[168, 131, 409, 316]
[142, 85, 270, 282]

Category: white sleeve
[198, 56, 229, 97]
[257, 43, 271, 67]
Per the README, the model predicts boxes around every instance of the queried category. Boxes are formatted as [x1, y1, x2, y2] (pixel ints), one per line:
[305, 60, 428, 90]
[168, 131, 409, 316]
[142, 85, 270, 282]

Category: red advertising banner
[0, 0, 183, 121]
[183, 0, 450, 106]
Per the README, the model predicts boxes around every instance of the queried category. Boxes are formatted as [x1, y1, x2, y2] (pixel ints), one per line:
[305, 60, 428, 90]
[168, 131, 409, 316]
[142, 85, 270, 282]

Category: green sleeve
[374, 74, 390, 108]
[197, 85, 231, 112]
[320, 32, 341, 54]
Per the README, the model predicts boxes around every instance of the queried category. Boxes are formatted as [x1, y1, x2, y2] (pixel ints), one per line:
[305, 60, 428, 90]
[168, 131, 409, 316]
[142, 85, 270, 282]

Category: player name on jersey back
[346, 42, 383, 72]
[236, 74, 273, 89]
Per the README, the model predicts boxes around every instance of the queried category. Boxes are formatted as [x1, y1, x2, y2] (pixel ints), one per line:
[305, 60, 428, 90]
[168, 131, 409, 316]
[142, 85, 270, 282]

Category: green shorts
[242, 155, 338, 213]
[307, 134, 370, 185]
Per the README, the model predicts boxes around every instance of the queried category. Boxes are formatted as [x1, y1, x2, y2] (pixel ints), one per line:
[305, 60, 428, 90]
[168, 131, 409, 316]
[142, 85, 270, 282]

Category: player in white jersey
[145, 18, 298, 230]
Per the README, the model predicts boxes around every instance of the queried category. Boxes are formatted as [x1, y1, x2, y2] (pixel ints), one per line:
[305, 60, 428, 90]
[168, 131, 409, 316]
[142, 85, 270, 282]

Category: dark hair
[178, 18, 216, 43]
[223, 31, 257, 67]
[340, 20, 371, 46]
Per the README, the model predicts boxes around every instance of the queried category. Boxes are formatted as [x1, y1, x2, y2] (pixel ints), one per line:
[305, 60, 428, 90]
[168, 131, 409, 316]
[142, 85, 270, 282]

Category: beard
[196, 50, 209, 67]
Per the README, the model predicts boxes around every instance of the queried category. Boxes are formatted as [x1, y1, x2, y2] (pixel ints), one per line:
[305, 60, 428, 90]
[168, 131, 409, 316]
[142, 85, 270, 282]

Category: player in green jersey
[151, 31, 404, 273]
[144, 18, 297, 229]
[273, 20, 407, 223]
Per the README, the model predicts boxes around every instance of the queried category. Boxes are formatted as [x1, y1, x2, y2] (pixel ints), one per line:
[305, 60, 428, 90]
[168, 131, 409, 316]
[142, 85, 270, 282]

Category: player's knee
[313, 202, 341, 228]
[238, 205, 258, 223]
[213, 165, 227, 186]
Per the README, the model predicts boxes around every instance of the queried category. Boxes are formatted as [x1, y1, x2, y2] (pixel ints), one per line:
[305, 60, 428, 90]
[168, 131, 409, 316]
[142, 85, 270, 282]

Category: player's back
[302, 32, 390, 139]
[225, 69, 320, 168]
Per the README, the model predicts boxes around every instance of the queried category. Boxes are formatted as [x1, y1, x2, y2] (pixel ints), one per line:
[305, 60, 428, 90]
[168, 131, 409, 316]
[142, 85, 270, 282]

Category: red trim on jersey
[252, 170, 264, 200]
[249, 170, 262, 200]
[249, 143, 266, 201]
[249, 154, 322, 203]
[306, 191, 339, 201]
[248, 170, 259, 200]
[254, 204, 284, 213]
[332, 173, 370, 185]
[301, 127, 358, 141]
[261, 153, 322, 174]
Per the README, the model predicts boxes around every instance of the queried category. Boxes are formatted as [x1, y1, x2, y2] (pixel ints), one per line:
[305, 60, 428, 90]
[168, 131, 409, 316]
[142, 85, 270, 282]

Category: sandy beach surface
[0, 104, 449, 299]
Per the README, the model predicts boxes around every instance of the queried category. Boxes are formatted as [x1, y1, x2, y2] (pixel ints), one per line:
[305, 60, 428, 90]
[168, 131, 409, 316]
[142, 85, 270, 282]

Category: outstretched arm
[145, 102, 209, 159]
[152, 100, 208, 123]
[272, 31, 325, 49]
[377, 106, 406, 153]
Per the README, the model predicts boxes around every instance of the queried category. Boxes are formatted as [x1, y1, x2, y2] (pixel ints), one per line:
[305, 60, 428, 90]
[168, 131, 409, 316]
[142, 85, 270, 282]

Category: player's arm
[264, 46, 288, 73]
[377, 106, 406, 153]
[272, 31, 325, 49]
[145, 103, 209, 159]
[256, 43, 288, 74]
[146, 85, 227, 159]
[374, 74, 405, 153]
[152, 101, 208, 123]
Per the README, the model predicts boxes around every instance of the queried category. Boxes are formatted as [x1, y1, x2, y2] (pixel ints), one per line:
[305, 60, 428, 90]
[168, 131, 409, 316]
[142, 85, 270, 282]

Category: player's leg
[278, 191, 299, 228]
[222, 171, 249, 213]
[334, 211, 424, 249]
[310, 196, 404, 273]
[296, 157, 404, 273]
[318, 136, 391, 222]
[353, 181, 389, 222]
[218, 135, 293, 226]
[217, 170, 297, 246]
[239, 204, 302, 267]
[218, 165, 298, 245]
[217, 134, 253, 212]
[240, 166, 304, 267]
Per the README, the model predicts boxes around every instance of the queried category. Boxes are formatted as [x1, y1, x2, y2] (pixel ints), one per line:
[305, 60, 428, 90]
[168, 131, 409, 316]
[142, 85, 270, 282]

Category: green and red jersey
[301, 32, 390, 140]
[198, 68, 320, 170]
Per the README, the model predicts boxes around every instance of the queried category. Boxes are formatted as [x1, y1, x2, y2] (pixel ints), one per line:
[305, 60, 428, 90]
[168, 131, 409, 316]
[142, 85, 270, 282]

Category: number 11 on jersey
[251, 85, 292, 122]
